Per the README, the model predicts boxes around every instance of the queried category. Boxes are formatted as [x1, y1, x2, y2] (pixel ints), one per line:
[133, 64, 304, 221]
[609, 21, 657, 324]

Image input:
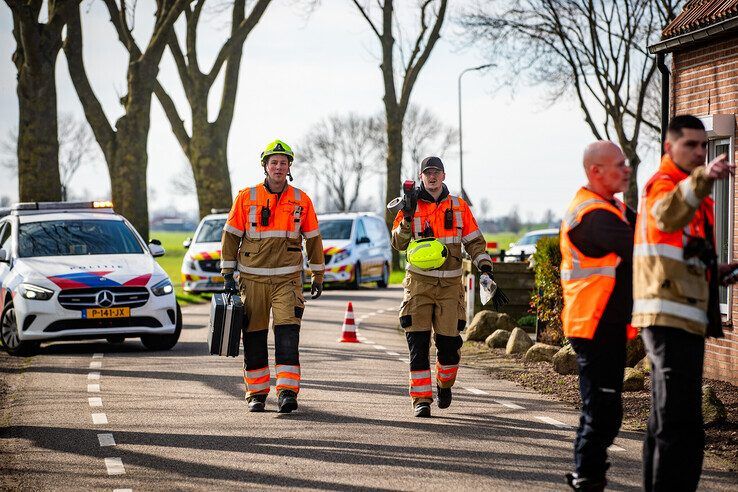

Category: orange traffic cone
[339, 301, 359, 343]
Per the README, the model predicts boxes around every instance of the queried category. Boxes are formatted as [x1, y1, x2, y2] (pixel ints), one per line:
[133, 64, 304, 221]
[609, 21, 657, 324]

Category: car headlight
[333, 250, 350, 263]
[18, 283, 54, 301]
[151, 279, 174, 296]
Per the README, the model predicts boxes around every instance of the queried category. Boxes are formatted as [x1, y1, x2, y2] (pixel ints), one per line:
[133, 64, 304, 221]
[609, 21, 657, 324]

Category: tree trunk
[189, 129, 233, 218]
[622, 145, 640, 210]
[13, 25, 62, 202]
[385, 109, 404, 269]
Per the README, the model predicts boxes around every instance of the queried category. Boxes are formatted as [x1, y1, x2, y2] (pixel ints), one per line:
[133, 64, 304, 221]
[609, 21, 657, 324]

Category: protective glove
[223, 273, 238, 295]
[479, 268, 509, 311]
[311, 280, 323, 299]
[402, 193, 417, 222]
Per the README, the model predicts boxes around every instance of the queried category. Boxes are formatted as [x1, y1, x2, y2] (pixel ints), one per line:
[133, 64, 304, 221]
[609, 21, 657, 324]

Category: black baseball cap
[420, 156, 444, 173]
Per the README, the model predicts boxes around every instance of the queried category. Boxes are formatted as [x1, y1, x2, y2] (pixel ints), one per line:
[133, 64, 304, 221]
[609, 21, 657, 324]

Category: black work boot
[414, 402, 431, 418]
[437, 385, 452, 409]
[278, 390, 298, 414]
[247, 394, 267, 412]
[565, 472, 606, 492]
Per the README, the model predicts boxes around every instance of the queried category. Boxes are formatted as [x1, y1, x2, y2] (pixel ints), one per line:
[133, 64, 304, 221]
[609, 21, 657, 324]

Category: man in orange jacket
[560, 141, 635, 491]
[634, 115, 735, 491]
[221, 139, 325, 414]
[391, 156, 495, 418]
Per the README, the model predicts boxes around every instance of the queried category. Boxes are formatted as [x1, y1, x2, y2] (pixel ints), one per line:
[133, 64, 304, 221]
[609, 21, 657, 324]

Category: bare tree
[298, 113, 383, 213]
[1, 114, 103, 201]
[478, 197, 491, 220]
[376, 104, 458, 178]
[154, 0, 272, 219]
[4, 0, 81, 202]
[350, 0, 448, 266]
[63, 0, 189, 240]
[461, 0, 681, 207]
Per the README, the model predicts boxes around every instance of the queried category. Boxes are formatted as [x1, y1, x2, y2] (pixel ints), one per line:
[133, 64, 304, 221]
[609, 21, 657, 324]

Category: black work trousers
[568, 321, 626, 480]
[642, 326, 705, 492]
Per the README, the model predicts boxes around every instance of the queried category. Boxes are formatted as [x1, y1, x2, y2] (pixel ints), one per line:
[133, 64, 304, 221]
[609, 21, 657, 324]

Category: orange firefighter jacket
[220, 182, 325, 283]
[632, 155, 715, 336]
[560, 187, 628, 339]
[391, 188, 492, 280]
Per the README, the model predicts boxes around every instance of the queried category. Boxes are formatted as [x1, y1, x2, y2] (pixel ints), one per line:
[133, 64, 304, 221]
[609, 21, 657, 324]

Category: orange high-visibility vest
[560, 187, 628, 339]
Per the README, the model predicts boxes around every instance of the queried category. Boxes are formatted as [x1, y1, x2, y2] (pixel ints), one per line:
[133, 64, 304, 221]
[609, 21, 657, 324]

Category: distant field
[483, 232, 522, 252]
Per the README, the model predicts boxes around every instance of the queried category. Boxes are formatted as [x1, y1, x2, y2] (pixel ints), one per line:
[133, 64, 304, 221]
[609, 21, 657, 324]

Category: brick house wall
[672, 37, 738, 384]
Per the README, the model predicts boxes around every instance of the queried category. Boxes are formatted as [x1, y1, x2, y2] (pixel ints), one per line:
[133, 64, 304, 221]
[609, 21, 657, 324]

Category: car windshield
[320, 220, 353, 240]
[196, 219, 226, 243]
[18, 220, 144, 257]
[517, 232, 556, 246]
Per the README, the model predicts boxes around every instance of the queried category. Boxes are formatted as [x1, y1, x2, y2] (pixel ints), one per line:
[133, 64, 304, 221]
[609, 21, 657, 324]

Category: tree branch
[351, 0, 381, 39]
[153, 81, 191, 154]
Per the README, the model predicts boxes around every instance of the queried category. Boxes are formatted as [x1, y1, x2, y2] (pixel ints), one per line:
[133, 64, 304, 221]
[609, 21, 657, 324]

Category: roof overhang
[649, 15, 738, 54]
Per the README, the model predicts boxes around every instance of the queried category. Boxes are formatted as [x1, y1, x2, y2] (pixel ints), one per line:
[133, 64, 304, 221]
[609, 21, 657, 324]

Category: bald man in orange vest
[560, 141, 635, 491]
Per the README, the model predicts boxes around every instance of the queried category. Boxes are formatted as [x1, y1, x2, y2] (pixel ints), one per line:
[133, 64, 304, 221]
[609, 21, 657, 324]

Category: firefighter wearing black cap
[391, 156, 499, 418]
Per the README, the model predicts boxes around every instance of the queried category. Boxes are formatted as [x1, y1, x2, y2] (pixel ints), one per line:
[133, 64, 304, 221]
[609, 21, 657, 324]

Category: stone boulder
[465, 310, 501, 341]
[524, 343, 560, 363]
[485, 329, 510, 349]
[552, 344, 578, 375]
[623, 368, 645, 392]
[496, 313, 516, 332]
[505, 327, 534, 355]
[702, 385, 727, 427]
[626, 336, 646, 368]
[634, 356, 651, 375]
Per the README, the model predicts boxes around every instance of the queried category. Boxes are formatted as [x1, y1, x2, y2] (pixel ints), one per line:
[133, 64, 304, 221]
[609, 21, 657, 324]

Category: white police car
[305, 212, 392, 288]
[180, 211, 227, 294]
[0, 202, 181, 356]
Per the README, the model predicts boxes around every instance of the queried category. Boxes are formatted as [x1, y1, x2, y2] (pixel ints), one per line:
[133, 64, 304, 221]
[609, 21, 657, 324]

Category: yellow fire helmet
[406, 237, 448, 270]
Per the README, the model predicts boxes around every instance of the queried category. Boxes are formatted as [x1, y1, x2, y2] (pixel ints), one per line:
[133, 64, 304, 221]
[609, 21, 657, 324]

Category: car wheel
[348, 263, 361, 289]
[141, 303, 182, 351]
[1, 302, 39, 357]
[377, 263, 389, 288]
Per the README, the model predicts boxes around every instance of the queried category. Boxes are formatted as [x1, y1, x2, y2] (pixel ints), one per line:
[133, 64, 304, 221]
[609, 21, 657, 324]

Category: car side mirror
[148, 243, 165, 257]
[149, 239, 162, 246]
[183, 237, 192, 249]
[357, 236, 371, 245]
[0, 249, 8, 263]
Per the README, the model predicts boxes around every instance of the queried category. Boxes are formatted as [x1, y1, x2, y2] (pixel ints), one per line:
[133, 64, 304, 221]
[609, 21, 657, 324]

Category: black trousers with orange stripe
[407, 331, 463, 404]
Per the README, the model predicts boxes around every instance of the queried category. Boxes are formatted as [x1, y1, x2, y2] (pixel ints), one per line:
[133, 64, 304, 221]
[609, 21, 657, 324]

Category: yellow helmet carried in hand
[260, 139, 294, 164]
[406, 238, 447, 270]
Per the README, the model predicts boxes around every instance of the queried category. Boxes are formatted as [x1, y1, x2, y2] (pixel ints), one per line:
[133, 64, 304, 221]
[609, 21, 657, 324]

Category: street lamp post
[458, 63, 493, 205]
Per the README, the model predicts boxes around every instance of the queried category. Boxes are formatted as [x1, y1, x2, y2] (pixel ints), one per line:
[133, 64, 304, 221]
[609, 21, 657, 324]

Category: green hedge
[531, 235, 564, 346]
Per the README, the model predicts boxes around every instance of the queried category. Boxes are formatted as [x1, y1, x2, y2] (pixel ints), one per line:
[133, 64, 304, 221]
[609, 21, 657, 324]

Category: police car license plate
[83, 307, 130, 319]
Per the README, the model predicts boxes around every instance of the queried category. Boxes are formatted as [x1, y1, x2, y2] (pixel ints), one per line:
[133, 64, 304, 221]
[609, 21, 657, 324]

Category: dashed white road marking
[363, 340, 376, 344]
[104, 457, 125, 475]
[377, 309, 386, 314]
[89, 361, 102, 369]
[399, 358, 410, 363]
[608, 444, 626, 452]
[374, 345, 387, 350]
[87, 372, 100, 380]
[535, 416, 571, 428]
[97, 433, 116, 447]
[386, 351, 400, 356]
[494, 399, 525, 410]
[113, 489, 133, 492]
[88, 397, 103, 407]
[92, 353, 104, 359]
[464, 387, 488, 395]
[92, 413, 108, 425]
[87, 384, 100, 393]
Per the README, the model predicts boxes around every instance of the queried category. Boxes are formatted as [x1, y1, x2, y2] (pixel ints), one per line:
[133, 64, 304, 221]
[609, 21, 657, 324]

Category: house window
[710, 139, 732, 315]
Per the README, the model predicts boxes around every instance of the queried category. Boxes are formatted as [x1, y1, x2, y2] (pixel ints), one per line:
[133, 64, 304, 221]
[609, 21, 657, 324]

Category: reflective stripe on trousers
[276, 364, 301, 393]
[244, 366, 271, 395]
[435, 362, 458, 384]
[238, 264, 303, 276]
[409, 369, 432, 398]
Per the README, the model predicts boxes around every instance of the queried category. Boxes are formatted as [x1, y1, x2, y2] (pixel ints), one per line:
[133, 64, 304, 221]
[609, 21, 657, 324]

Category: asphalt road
[1, 287, 736, 491]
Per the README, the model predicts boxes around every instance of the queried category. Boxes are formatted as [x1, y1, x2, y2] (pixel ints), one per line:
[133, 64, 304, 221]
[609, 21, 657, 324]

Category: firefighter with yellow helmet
[221, 139, 325, 413]
[391, 156, 505, 417]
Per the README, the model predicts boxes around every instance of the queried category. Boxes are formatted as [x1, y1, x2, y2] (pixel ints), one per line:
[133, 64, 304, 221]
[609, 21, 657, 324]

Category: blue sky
[0, 0, 661, 221]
